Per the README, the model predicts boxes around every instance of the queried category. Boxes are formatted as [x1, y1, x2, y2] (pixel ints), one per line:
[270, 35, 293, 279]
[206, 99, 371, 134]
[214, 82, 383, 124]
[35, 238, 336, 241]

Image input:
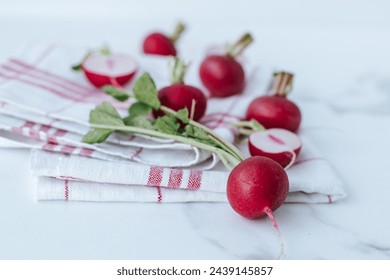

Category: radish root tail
[263, 206, 285, 260]
[284, 150, 297, 170]
[109, 77, 124, 89]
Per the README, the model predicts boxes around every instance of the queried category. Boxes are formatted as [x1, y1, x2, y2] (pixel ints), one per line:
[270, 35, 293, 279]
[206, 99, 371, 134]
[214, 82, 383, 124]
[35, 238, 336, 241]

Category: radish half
[82, 53, 138, 88]
[248, 128, 302, 169]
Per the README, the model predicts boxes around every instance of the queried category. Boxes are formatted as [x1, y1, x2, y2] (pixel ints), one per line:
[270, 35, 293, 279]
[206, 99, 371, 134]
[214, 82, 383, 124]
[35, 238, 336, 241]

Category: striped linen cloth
[0, 44, 346, 203]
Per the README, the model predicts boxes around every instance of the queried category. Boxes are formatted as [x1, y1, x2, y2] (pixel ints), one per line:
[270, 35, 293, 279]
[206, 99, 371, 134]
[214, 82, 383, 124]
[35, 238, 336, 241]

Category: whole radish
[246, 72, 301, 132]
[227, 156, 288, 258]
[154, 58, 207, 121]
[249, 128, 302, 169]
[227, 156, 289, 219]
[82, 53, 138, 88]
[143, 22, 185, 56]
[199, 33, 253, 98]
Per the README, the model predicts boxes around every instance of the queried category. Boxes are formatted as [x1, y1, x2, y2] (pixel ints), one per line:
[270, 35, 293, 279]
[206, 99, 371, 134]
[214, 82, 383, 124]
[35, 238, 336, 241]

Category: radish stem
[170, 57, 188, 84]
[90, 123, 241, 169]
[272, 72, 294, 97]
[226, 33, 254, 58]
[170, 22, 186, 44]
[160, 105, 245, 161]
[263, 206, 285, 260]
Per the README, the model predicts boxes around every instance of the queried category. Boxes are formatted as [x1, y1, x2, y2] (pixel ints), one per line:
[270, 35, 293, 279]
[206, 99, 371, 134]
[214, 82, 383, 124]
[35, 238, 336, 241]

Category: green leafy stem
[82, 73, 245, 169]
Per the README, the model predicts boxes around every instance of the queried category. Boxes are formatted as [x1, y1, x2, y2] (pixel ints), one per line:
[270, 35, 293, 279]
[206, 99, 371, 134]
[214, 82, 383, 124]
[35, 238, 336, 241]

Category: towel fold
[31, 131, 346, 203]
[0, 44, 346, 204]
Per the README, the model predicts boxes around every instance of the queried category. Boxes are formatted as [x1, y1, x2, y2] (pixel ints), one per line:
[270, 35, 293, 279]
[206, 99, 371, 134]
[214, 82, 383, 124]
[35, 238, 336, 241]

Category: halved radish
[248, 128, 302, 169]
[82, 53, 138, 88]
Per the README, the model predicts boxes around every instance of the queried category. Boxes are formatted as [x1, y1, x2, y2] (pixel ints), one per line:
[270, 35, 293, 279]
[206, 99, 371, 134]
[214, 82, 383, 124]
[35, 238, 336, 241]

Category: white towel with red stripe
[0, 44, 256, 168]
[31, 131, 346, 203]
[0, 44, 346, 203]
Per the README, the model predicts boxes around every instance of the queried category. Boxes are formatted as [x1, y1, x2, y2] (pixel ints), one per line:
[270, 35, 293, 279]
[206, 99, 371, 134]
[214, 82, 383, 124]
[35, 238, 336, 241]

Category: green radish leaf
[123, 115, 155, 130]
[128, 102, 153, 117]
[71, 63, 83, 71]
[102, 86, 130, 102]
[133, 73, 161, 109]
[176, 108, 189, 124]
[184, 125, 222, 148]
[154, 115, 180, 135]
[82, 128, 113, 144]
[90, 102, 125, 127]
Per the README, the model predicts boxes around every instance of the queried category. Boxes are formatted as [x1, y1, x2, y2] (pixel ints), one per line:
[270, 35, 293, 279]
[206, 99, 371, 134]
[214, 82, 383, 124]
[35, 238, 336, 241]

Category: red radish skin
[246, 96, 301, 132]
[227, 156, 288, 258]
[199, 33, 253, 98]
[227, 156, 289, 219]
[82, 53, 138, 88]
[248, 128, 302, 168]
[143, 33, 177, 56]
[154, 84, 207, 121]
[143, 23, 185, 56]
[246, 71, 301, 132]
[199, 55, 245, 98]
[154, 58, 207, 121]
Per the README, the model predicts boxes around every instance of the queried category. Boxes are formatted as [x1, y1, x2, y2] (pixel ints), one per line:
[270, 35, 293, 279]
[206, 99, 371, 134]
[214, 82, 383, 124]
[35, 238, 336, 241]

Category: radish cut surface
[249, 128, 302, 168]
[82, 53, 138, 88]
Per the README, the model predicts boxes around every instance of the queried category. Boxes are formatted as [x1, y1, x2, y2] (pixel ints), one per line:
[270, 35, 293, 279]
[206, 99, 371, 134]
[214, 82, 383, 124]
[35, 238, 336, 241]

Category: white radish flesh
[248, 128, 302, 169]
[82, 53, 138, 88]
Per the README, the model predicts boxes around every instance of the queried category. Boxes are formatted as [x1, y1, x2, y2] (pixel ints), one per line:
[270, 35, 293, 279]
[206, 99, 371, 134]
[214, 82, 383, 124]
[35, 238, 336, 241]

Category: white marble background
[0, 0, 389, 259]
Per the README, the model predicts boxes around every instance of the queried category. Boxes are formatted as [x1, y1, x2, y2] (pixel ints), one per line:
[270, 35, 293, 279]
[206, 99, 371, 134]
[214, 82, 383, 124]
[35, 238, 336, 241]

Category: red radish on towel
[227, 156, 289, 219]
[249, 128, 302, 169]
[153, 58, 207, 121]
[227, 156, 288, 257]
[82, 53, 138, 88]
[199, 33, 253, 98]
[72, 46, 138, 88]
[143, 22, 185, 56]
[246, 72, 301, 132]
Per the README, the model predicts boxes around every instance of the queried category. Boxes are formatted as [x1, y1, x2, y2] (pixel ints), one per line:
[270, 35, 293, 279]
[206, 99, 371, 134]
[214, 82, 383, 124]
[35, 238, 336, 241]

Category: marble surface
[0, 1, 390, 259]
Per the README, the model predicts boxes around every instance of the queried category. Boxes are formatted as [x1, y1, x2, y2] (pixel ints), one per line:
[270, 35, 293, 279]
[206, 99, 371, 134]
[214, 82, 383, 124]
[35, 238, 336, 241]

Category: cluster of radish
[73, 23, 304, 257]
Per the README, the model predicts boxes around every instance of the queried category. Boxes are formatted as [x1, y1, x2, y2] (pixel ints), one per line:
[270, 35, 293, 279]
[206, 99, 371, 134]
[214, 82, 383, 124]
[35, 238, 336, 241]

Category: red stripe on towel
[130, 147, 143, 160]
[156, 186, 162, 202]
[188, 170, 202, 190]
[39, 124, 51, 133]
[47, 129, 67, 144]
[80, 148, 94, 157]
[11, 121, 33, 133]
[0, 44, 56, 87]
[42, 143, 58, 151]
[10, 58, 95, 92]
[146, 166, 163, 186]
[2, 63, 95, 97]
[60, 145, 77, 154]
[64, 179, 69, 201]
[167, 169, 183, 188]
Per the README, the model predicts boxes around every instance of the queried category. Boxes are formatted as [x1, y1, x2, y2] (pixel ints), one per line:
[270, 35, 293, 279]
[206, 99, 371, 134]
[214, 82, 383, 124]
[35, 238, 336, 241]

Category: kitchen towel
[31, 131, 346, 203]
[0, 44, 263, 168]
[0, 44, 346, 203]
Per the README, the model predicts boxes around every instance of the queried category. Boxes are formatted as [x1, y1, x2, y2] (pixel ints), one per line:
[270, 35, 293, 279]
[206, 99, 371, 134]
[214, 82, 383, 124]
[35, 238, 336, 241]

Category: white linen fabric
[0, 44, 346, 203]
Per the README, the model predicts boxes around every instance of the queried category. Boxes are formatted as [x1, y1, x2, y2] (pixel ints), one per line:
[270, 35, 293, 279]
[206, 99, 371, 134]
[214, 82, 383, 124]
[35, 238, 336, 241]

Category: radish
[227, 156, 288, 257]
[249, 128, 302, 169]
[227, 156, 289, 219]
[246, 71, 301, 132]
[199, 33, 253, 98]
[153, 58, 207, 121]
[82, 53, 138, 88]
[143, 22, 185, 56]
